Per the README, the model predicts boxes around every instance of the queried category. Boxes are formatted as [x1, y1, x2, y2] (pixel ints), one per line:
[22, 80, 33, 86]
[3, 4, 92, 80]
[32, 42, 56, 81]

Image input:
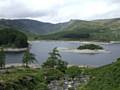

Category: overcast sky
[0, 0, 120, 23]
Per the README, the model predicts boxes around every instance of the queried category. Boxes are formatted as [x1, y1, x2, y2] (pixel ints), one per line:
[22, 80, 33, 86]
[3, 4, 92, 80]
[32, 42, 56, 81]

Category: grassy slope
[80, 58, 120, 90]
[1, 59, 120, 90]
[0, 68, 48, 90]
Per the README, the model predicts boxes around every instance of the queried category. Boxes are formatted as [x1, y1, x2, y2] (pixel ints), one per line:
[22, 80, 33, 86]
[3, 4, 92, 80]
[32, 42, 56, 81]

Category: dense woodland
[0, 28, 28, 48]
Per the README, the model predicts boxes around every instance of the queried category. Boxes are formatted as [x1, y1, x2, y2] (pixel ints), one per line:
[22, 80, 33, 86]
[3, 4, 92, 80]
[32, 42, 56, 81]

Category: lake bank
[58, 47, 110, 54]
[5, 63, 95, 69]
[30, 40, 120, 45]
[2, 48, 28, 52]
[5, 63, 40, 68]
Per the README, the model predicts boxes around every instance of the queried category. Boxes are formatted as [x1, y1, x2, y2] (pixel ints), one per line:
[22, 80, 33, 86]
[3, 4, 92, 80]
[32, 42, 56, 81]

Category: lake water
[6, 41, 120, 67]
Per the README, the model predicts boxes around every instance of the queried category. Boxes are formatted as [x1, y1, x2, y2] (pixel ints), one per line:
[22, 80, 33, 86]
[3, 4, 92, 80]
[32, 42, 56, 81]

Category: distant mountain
[0, 19, 68, 34]
[1, 18, 120, 41]
[40, 18, 120, 41]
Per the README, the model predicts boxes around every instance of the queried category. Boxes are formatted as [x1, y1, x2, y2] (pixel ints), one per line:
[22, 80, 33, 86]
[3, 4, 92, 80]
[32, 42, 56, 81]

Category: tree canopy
[0, 28, 28, 48]
[42, 47, 68, 72]
[77, 44, 103, 50]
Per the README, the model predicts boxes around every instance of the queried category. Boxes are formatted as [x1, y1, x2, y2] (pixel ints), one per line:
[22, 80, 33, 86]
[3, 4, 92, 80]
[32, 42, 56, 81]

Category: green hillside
[80, 58, 120, 90]
[39, 18, 120, 41]
[1, 18, 120, 41]
[0, 19, 68, 35]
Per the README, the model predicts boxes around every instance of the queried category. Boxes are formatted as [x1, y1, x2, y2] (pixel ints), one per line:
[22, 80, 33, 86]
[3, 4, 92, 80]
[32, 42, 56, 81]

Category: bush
[43, 68, 64, 82]
[65, 66, 81, 78]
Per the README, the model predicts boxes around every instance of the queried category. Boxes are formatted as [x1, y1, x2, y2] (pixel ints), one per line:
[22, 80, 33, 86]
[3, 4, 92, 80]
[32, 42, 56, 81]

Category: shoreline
[5, 63, 40, 68]
[3, 48, 28, 52]
[58, 48, 110, 54]
[30, 40, 120, 44]
[5, 63, 94, 69]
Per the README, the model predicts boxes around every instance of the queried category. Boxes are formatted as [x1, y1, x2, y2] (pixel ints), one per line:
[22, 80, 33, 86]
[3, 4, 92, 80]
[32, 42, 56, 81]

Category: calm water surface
[6, 41, 120, 67]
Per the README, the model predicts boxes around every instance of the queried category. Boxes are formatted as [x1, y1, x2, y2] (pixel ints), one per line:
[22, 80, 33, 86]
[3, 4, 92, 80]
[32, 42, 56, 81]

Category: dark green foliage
[34, 83, 48, 90]
[23, 49, 37, 67]
[65, 66, 81, 78]
[42, 47, 68, 72]
[0, 28, 28, 48]
[0, 68, 48, 90]
[82, 58, 120, 90]
[43, 68, 64, 82]
[0, 48, 5, 69]
[77, 44, 103, 50]
[63, 33, 90, 39]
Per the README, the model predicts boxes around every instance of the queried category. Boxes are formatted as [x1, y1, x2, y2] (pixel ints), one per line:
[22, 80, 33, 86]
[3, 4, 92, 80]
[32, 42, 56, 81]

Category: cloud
[88, 0, 120, 20]
[0, 0, 120, 23]
[0, 0, 61, 18]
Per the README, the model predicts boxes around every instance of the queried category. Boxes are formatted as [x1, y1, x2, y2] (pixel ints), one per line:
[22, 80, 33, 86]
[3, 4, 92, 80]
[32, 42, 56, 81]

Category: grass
[81, 58, 120, 90]
[0, 68, 38, 81]
[1, 58, 120, 90]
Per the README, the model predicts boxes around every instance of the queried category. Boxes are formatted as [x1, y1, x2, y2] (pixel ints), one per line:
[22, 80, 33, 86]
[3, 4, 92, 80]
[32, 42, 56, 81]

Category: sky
[0, 0, 120, 23]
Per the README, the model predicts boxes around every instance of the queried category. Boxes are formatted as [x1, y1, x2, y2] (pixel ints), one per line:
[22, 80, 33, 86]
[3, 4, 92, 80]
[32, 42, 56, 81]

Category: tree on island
[0, 48, 6, 69]
[42, 47, 68, 72]
[23, 49, 37, 68]
[77, 44, 103, 50]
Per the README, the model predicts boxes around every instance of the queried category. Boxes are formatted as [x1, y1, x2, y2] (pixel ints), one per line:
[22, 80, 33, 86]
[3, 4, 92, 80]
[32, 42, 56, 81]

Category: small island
[58, 44, 110, 54]
[77, 44, 103, 50]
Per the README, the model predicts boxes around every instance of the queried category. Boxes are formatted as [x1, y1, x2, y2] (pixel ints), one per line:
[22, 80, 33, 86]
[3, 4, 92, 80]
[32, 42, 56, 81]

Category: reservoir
[6, 41, 120, 67]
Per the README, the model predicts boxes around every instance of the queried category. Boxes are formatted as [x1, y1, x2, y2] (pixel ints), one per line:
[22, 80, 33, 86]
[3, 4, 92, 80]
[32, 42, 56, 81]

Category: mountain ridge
[0, 19, 68, 34]
[0, 18, 120, 41]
